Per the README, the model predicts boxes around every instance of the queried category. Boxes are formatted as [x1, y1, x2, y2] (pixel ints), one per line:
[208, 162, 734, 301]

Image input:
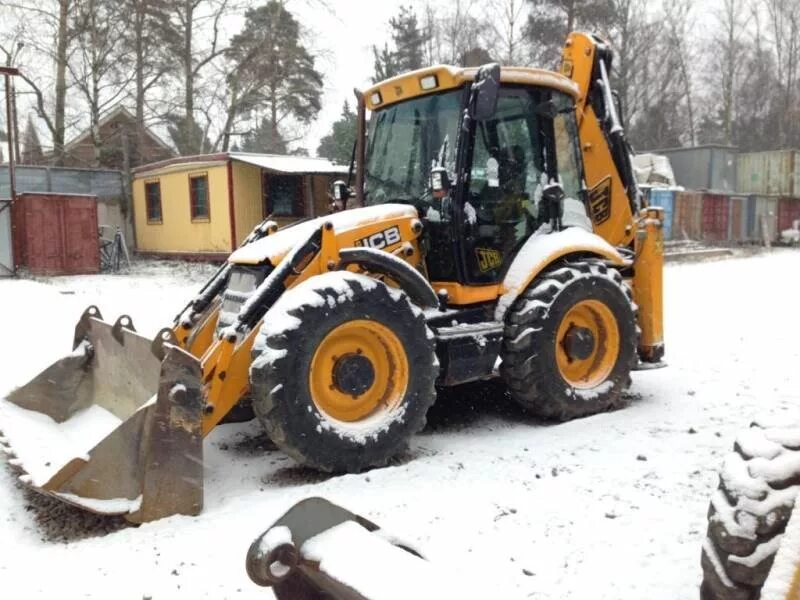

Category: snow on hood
[495, 226, 625, 321]
[229, 204, 418, 265]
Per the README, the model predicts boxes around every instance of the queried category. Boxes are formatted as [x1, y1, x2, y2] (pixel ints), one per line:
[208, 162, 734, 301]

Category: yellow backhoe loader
[0, 32, 665, 523]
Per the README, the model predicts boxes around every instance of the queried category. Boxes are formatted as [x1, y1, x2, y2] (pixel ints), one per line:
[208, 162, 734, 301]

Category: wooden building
[59, 105, 174, 169]
[131, 152, 348, 259]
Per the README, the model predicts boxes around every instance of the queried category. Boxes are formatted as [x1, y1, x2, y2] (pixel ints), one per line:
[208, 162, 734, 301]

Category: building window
[145, 181, 162, 223]
[190, 174, 209, 221]
[264, 174, 304, 217]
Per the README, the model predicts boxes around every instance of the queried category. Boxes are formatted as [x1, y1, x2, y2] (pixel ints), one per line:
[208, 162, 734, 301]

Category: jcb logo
[475, 247, 503, 272]
[355, 226, 401, 249]
[588, 176, 612, 225]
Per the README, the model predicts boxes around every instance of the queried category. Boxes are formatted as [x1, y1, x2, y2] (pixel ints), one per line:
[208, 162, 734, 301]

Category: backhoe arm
[562, 31, 664, 364]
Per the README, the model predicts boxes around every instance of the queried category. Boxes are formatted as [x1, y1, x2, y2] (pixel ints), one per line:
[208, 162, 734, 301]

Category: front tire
[250, 272, 437, 473]
[500, 260, 637, 420]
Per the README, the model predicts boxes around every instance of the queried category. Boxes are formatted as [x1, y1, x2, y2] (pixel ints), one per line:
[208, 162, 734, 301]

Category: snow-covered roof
[228, 152, 349, 175]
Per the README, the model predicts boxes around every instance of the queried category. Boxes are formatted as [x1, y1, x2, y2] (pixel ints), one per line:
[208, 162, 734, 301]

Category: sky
[287, 0, 419, 155]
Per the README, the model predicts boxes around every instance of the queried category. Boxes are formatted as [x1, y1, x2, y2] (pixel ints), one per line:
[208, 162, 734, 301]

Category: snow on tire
[701, 423, 800, 600]
[249, 271, 437, 473]
[500, 259, 637, 421]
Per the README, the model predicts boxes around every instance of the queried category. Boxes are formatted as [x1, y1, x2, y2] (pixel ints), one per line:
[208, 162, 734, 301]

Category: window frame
[189, 172, 210, 222]
[263, 173, 305, 218]
[144, 179, 162, 224]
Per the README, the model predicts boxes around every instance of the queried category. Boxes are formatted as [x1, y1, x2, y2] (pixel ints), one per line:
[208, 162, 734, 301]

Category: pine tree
[391, 6, 424, 73]
[372, 43, 399, 83]
[226, 1, 323, 154]
[21, 116, 44, 165]
[316, 101, 356, 165]
[241, 117, 288, 154]
[526, 0, 614, 66]
[372, 6, 424, 82]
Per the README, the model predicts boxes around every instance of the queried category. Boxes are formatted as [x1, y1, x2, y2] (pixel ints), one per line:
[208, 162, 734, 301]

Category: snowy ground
[0, 251, 798, 599]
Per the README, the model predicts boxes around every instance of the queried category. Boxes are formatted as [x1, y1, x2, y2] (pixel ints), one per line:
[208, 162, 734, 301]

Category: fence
[0, 165, 123, 201]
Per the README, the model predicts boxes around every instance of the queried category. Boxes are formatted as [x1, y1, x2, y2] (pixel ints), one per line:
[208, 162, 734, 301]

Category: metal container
[728, 195, 748, 242]
[673, 191, 703, 240]
[649, 188, 675, 240]
[778, 197, 800, 232]
[12, 192, 100, 275]
[751, 196, 779, 242]
[737, 150, 799, 196]
[702, 193, 730, 242]
[651, 145, 737, 192]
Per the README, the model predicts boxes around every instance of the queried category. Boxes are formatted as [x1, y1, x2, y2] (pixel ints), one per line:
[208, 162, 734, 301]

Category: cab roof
[364, 65, 580, 111]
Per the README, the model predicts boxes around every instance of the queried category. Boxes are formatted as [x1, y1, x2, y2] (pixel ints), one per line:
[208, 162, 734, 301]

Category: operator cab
[361, 65, 588, 288]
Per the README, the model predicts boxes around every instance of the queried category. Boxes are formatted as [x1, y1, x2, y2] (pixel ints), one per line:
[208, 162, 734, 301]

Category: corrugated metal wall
[702, 193, 729, 241]
[673, 191, 704, 240]
[13, 193, 100, 275]
[728, 195, 748, 241]
[751, 196, 779, 243]
[0, 165, 123, 200]
[654, 146, 737, 191]
[778, 197, 800, 232]
[737, 150, 798, 196]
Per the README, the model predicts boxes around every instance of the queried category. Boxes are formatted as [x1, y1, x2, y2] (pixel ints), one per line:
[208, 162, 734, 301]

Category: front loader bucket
[0, 306, 205, 523]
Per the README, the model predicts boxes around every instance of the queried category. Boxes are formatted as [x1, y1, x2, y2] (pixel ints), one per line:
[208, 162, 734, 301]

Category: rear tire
[500, 260, 637, 420]
[700, 423, 800, 600]
[250, 272, 437, 473]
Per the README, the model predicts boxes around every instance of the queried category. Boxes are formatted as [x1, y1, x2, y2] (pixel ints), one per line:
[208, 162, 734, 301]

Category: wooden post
[1, 67, 21, 205]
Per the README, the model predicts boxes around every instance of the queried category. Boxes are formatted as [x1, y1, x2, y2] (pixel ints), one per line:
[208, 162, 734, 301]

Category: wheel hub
[563, 325, 595, 361]
[332, 352, 376, 397]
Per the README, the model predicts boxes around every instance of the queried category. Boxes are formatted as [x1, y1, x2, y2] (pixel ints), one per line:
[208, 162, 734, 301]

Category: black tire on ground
[500, 259, 637, 421]
[249, 271, 437, 473]
[700, 423, 800, 600]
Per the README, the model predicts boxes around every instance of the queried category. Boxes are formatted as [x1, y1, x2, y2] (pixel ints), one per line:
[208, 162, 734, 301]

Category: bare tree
[121, 0, 174, 164]
[1, 0, 76, 164]
[164, 0, 231, 155]
[764, 0, 800, 147]
[68, 0, 135, 165]
[662, 0, 697, 145]
[712, 0, 746, 144]
[484, 0, 530, 65]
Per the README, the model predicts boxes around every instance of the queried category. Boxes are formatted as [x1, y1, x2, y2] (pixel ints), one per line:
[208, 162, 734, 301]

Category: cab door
[459, 87, 546, 284]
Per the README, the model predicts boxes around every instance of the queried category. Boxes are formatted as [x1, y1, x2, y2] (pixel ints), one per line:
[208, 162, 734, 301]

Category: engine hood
[228, 204, 419, 265]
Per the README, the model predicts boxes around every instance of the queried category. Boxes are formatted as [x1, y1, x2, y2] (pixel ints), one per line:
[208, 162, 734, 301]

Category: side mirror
[430, 166, 451, 199]
[539, 182, 565, 228]
[330, 180, 351, 212]
[470, 63, 500, 121]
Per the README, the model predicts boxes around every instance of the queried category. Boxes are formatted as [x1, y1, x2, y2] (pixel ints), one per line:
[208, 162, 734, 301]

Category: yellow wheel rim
[555, 299, 620, 389]
[309, 319, 409, 422]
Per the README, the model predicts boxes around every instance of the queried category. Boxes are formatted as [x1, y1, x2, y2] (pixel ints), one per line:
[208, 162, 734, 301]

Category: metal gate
[0, 198, 13, 276]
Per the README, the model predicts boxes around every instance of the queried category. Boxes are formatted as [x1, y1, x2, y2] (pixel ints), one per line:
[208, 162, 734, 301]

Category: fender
[337, 247, 439, 309]
[494, 226, 628, 321]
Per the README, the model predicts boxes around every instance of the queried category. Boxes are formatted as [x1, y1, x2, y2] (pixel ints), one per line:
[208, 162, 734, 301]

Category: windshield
[364, 90, 463, 206]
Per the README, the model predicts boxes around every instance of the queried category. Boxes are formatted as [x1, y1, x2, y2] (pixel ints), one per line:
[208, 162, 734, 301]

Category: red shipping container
[12, 193, 100, 275]
[702, 193, 730, 242]
[673, 191, 703, 240]
[777, 197, 800, 232]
